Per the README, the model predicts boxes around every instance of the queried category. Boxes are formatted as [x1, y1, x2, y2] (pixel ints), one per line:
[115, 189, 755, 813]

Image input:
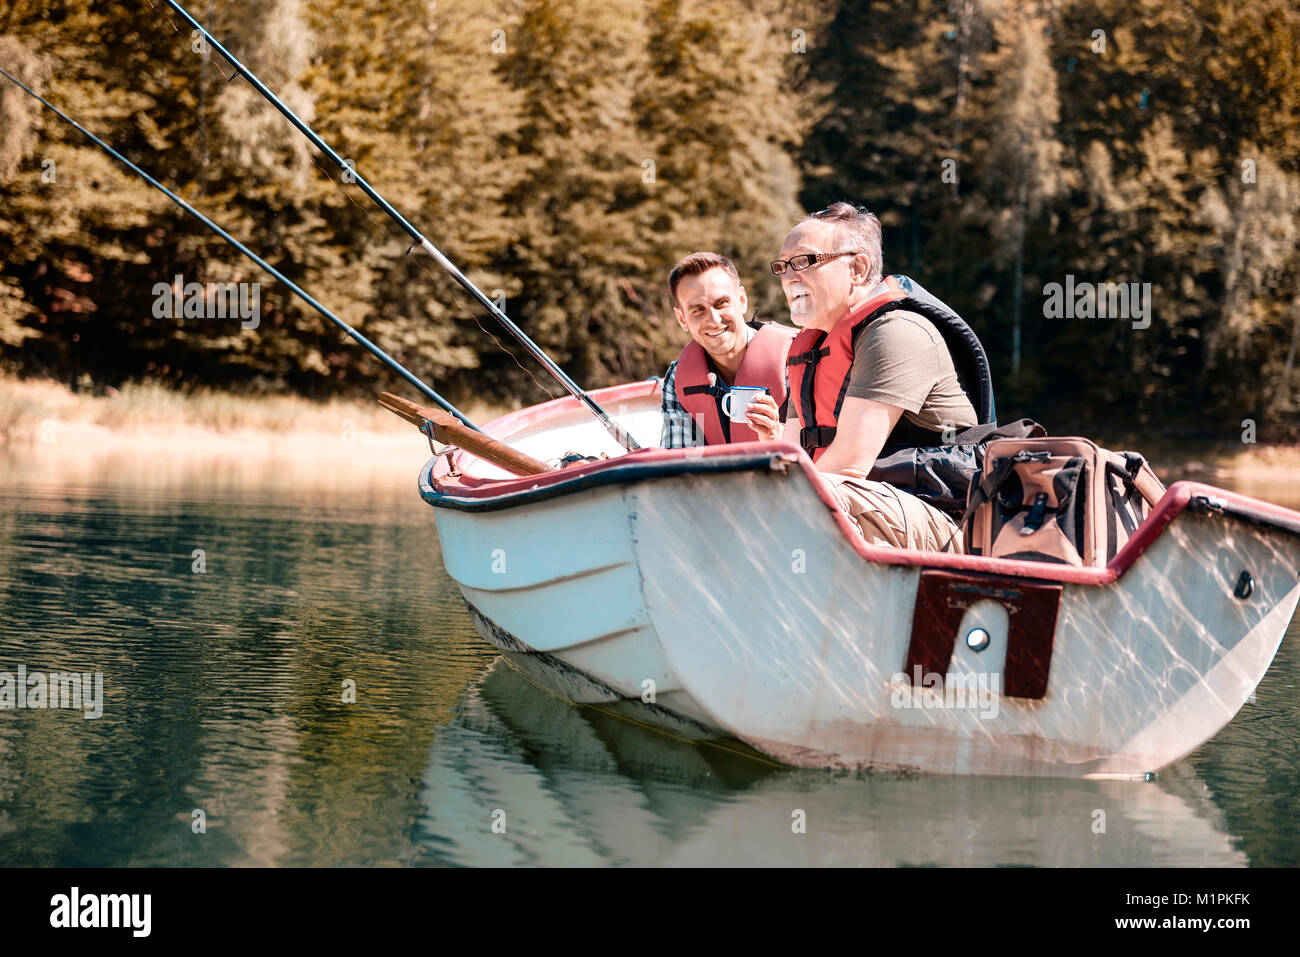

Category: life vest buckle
[681, 383, 727, 399]
[800, 425, 837, 450]
[786, 347, 830, 367]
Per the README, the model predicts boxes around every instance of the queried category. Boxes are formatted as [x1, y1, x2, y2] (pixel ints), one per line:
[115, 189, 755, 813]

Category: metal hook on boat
[1191, 494, 1227, 515]
[419, 421, 460, 475]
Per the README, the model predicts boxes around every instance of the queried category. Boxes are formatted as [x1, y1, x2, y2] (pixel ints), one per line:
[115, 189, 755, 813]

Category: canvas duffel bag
[961, 437, 1166, 566]
[867, 417, 1048, 514]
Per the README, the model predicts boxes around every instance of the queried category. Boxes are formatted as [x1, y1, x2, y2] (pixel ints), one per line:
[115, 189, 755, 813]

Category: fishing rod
[0, 66, 478, 430]
[162, 0, 642, 453]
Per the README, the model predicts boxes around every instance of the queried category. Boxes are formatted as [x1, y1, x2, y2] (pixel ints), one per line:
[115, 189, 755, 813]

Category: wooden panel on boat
[907, 570, 1063, 699]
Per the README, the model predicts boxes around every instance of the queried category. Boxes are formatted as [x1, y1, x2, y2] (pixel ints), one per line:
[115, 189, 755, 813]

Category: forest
[1, 0, 1297, 439]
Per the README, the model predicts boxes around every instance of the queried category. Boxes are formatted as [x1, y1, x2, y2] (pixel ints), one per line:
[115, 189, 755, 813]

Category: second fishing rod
[160, 0, 641, 453]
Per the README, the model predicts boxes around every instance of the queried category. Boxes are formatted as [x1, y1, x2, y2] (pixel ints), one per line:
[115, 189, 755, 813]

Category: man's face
[778, 220, 864, 331]
[674, 267, 748, 363]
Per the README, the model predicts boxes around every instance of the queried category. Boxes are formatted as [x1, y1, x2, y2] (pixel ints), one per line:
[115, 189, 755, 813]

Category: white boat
[415, 380, 1300, 778]
[25, 0, 1289, 780]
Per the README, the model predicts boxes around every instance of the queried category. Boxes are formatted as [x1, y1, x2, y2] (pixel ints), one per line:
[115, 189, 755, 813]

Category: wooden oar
[378, 392, 550, 477]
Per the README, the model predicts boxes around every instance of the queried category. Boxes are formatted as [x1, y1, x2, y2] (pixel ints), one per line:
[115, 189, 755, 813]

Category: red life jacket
[786, 275, 994, 462]
[674, 321, 796, 444]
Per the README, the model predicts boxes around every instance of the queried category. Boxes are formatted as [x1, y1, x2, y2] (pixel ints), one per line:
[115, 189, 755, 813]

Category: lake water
[1, 453, 1297, 867]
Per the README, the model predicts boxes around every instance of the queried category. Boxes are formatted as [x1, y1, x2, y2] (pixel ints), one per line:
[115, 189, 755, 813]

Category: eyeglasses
[769, 251, 860, 276]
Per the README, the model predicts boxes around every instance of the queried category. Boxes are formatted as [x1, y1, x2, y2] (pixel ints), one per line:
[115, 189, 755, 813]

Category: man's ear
[738, 285, 748, 314]
[673, 305, 689, 334]
[849, 253, 872, 287]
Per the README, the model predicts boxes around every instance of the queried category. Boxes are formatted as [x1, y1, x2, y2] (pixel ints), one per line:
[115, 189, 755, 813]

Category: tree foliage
[800, 0, 1300, 438]
[0, 0, 1296, 438]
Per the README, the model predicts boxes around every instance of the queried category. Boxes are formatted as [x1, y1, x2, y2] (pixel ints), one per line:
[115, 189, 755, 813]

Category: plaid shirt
[659, 358, 707, 448]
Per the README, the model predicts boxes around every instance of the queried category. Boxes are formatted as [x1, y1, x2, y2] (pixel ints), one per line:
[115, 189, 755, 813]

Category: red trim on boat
[426, 384, 1300, 587]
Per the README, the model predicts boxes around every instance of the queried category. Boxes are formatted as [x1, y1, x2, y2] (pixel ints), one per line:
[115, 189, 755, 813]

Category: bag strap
[1105, 453, 1165, 508]
[960, 454, 1018, 539]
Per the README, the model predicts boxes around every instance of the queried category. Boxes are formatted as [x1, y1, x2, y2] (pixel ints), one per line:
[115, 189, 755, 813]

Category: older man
[775, 203, 982, 551]
[660, 251, 796, 448]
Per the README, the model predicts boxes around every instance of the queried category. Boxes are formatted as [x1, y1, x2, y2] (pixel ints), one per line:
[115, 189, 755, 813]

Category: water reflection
[0, 463, 493, 866]
[420, 660, 1253, 866]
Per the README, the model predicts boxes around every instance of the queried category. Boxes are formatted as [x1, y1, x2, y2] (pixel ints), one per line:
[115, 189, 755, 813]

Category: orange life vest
[674, 321, 796, 444]
[786, 275, 995, 462]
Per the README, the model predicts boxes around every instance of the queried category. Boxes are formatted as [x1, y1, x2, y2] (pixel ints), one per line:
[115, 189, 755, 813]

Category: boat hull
[420, 382, 1300, 777]
[635, 470, 1300, 777]
[462, 600, 722, 740]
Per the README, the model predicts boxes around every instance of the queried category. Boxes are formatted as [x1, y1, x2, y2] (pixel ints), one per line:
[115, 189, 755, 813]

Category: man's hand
[744, 393, 782, 441]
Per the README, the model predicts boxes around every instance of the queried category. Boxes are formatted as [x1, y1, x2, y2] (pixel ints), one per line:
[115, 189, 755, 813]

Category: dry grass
[0, 375, 516, 488]
[0, 387, 50, 443]
[0, 375, 510, 446]
[86, 381, 395, 436]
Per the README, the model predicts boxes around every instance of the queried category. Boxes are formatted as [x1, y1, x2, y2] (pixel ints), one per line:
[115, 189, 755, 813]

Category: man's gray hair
[801, 202, 883, 286]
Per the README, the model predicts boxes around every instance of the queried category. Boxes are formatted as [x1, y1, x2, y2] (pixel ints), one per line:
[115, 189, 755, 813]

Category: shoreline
[0, 376, 500, 490]
[3, 376, 1297, 484]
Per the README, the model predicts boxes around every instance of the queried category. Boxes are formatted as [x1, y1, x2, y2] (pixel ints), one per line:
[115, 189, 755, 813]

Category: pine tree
[975, 2, 1066, 383]
[635, 0, 817, 323]
[494, 0, 659, 395]
[798, 0, 1003, 376]
[299, 0, 524, 399]
[1046, 0, 1298, 433]
[0, 0, 174, 383]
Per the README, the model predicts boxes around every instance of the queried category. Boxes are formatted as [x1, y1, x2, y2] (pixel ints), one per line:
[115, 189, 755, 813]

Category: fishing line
[0, 65, 479, 430]
[159, 0, 639, 451]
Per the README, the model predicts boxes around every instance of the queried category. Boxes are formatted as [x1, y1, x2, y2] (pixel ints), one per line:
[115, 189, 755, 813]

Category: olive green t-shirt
[846, 309, 978, 432]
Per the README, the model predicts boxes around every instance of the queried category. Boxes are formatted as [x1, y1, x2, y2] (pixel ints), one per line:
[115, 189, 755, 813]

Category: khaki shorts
[821, 473, 963, 553]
